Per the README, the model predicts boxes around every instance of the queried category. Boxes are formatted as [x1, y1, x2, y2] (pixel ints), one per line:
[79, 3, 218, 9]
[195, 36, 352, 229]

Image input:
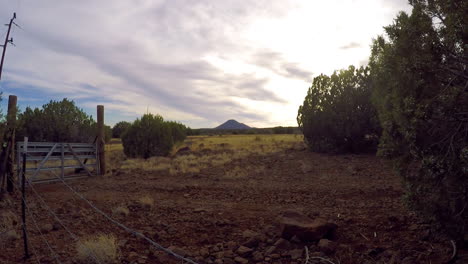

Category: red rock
[279, 211, 337, 242]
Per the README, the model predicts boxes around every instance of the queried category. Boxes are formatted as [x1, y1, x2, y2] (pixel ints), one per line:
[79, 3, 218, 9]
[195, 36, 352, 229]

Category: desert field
[0, 134, 459, 264]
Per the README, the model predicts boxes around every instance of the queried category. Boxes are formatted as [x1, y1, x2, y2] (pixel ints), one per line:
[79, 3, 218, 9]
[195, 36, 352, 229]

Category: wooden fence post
[97, 105, 105, 175]
[0, 95, 17, 195]
[6, 95, 17, 192]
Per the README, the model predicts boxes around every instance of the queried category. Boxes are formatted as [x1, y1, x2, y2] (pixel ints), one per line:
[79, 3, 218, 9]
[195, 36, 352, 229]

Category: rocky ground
[0, 146, 462, 263]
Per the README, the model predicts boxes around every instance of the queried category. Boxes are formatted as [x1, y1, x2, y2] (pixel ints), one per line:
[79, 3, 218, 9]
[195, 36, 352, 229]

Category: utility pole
[0, 13, 17, 81]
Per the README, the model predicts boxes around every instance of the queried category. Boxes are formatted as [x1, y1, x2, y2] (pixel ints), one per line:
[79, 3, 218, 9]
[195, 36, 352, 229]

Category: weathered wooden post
[21, 137, 29, 259]
[97, 105, 105, 175]
[6, 95, 17, 192]
[0, 95, 17, 194]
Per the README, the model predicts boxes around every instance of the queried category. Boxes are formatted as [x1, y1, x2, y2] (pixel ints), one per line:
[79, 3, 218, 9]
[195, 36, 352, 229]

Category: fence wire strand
[2, 193, 52, 264]
[56, 177, 199, 264]
[14, 181, 103, 264]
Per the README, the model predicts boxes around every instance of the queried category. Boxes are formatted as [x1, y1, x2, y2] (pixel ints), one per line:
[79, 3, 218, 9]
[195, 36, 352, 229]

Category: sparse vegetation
[76, 234, 119, 264]
[297, 66, 380, 154]
[121, 113, 188, 158]
[137, 195, 155, 209]
[369, 0, 467, 241]
[112, 206, 129, 217]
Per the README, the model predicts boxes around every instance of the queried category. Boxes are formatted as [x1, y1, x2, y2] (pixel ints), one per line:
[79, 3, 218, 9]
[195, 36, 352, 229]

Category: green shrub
[112, 121, 131, 138]
[370, 0, 467, 241]
[17, 99, 96, 143]
[121, 114, 187, 158]
[297, 66, 380, 153]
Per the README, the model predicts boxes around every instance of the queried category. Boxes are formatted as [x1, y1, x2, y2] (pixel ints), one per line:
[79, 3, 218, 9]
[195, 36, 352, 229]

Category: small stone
[40, 224, 54, 233]
[252, 251, 263, 262]
[273, 238, 292, 250]
[214, 259, 223, 264]
[236, 246, 253, 257]
[3, 230, 19, 242]
[318, 239, 337, 254]
[199, 247, 210, 257]
[289, 249, 303, 260]
[242, 230, 258, 239]
[234, 256, 248, 264]
[223, 250, 235, 258]
[226, 241, 238, 250]
[280, 211, 337, 242]
[168, 246, 190, 257]
[243, 237, 260, 248]
[223, 258, 235, 264]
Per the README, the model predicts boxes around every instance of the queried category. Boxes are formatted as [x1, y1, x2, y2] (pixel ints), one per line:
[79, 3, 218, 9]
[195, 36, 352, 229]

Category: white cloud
[0, 0, 411, 127]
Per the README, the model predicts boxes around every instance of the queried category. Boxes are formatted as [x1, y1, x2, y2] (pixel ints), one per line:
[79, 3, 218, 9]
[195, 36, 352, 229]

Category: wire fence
[3, 170, 199, 264]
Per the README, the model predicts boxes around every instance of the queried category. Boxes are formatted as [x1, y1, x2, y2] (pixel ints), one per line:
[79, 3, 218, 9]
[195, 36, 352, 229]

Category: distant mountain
[215, 119, 251, 130]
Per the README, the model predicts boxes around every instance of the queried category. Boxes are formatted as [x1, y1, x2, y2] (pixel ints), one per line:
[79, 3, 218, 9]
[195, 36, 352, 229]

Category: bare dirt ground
[0, 140, 461, 264]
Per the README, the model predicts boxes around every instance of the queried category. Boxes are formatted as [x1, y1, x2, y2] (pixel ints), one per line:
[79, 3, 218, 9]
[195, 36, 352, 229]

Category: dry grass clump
[0, 211, 18, 234]
[225, 166, 247, 179]
[169, 154, 201, 174]
[112, 206, 129, 217]
[76, 234, 119, 264]
[121, 157, 171, 172]
[137, 195, 154, 209]
[110, 134, 303, 176]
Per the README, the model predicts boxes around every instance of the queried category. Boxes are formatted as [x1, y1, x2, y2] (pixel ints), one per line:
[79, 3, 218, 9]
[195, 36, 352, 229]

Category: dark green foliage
[121, 114, 187, 158]
[272, 126, 295, 134]
[17, 99, 96, 142]
[297, 66, 380, 153]
[112, 121, 131, 138]
[104, 125, 112, 143]
[370, 0, 467, 240]
[166, 121, 188, 143]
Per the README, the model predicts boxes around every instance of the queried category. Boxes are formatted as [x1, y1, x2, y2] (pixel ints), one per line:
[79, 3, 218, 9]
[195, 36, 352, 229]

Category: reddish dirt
[0, 148, 461, 264]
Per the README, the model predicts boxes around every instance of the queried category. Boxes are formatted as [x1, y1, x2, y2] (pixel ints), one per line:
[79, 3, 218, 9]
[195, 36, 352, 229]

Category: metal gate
[17, 142, 99, 184]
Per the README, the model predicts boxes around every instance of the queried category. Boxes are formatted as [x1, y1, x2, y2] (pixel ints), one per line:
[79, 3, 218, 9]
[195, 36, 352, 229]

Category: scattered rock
[193, 208, 206, 213]
[243, 236, 260, 248]
[40, 224, 54, 233]
[2, 230, 19, 242]
[226, 241, 238, 250]
[318, 239, 337, 254]
[234, 256, 248, 264]
[273, 238, 292, 250]
[236, 246, 253, 257]
[280, 211, 337, 242]
[199, 247, 210, 257]
[300, 161, 313, 173]
[252, 251, 264, 262]
[289, 248, 304, 260]
[168, 246, 191, 257]
[223, 258, 235, 264]
[242, 230, 258, 239]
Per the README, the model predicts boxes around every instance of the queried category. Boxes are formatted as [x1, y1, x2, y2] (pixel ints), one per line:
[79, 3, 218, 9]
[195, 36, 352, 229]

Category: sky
[0, 0, 411, 128]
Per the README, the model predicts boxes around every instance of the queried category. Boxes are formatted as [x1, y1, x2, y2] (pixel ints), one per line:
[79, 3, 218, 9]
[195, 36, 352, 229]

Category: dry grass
[76, 234, 119, 264]
[0, 211, 18, 234]
[112, 206, 129, 217]
[111, 134, 304, 177]
[137, 195, 154, 209]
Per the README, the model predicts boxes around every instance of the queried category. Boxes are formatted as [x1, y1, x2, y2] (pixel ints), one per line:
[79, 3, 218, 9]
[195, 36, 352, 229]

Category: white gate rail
[16, 142, 99, 183]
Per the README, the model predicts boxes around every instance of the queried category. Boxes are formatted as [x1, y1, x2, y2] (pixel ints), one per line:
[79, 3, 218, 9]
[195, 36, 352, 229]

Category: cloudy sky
[0, 0, 411, 128]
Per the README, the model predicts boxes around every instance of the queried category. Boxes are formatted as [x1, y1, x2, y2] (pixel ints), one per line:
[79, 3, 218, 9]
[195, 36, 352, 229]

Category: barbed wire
[2, 193, 52, 264]
[56, 177, 199, 264]
[13, 181, 103, 264]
